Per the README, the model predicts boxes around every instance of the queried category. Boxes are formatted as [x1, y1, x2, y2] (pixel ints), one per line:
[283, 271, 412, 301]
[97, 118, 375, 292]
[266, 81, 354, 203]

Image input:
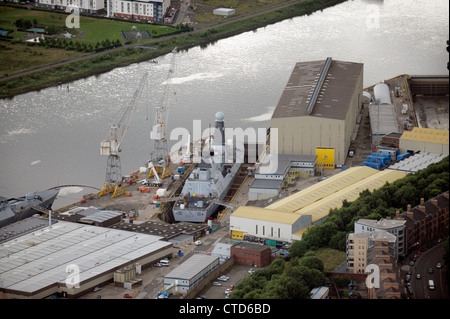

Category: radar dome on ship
[215, 112, 224, 121]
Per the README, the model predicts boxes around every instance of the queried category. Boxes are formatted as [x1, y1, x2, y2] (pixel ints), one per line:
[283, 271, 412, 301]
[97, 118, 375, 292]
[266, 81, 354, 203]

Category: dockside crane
[148, 47, 177, 180]
[100, 72, 148, 198]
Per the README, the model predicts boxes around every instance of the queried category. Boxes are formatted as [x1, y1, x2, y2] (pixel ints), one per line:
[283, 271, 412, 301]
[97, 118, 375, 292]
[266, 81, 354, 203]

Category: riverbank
[0, 0, 346, 99]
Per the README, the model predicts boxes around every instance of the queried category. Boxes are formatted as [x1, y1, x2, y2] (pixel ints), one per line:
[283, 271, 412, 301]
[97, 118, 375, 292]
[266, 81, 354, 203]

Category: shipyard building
[271, 58, 363, 167]
[230, 166, 406, 245]
[0, 219, 172, 299]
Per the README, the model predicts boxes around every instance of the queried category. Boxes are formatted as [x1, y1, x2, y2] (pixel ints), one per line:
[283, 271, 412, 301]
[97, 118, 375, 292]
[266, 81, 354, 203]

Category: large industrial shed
[271, 58, 363, 166]
[399, 127, 449, 155]
[163, 254, 219, 295]
[0, 220, 172, 299]
[230, 167, 406, 243]
[369, 83, 400, 145]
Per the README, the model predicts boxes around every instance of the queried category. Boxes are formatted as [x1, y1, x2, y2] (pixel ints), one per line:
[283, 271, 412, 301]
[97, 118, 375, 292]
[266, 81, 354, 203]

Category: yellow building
[316, 147, 335, 169]
[400, 127, 449, 155]
[230, 167, 406, 243]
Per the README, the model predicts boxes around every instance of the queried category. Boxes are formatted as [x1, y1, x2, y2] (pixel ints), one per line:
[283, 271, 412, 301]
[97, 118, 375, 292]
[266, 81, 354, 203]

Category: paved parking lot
[201, 264, 260, 299]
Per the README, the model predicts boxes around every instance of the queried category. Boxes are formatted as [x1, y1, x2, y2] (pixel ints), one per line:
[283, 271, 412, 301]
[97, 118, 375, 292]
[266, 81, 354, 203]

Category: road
[402, 241, 448, 299]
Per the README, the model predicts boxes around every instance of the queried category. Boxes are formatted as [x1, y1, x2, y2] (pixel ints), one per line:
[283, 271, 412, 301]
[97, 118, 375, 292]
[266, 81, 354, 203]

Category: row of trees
[38, 37, 121, 52]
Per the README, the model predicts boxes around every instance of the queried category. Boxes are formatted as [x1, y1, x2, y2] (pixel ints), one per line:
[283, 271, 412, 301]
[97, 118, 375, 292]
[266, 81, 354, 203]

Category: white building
[213, 8, 235, 16]
[354, 218, 406, 259]
[107, 0, 171, 22]
[163, 254, 219, 295]
[36, 0, 105, 13]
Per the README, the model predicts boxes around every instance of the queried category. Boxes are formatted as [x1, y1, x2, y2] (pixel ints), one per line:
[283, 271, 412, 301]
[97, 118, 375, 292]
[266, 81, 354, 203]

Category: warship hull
[173, 161, 240, 223]
[0, 189, 60, 228]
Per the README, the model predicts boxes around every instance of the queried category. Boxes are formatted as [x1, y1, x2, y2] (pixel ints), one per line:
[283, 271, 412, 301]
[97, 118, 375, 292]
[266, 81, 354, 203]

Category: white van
[159, 259, 170, 266]
[428, 280, 435, 290]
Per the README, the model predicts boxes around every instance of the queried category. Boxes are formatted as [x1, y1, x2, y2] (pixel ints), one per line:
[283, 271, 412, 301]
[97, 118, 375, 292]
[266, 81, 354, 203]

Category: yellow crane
[99, 72, 148, 198]
[148, 47, 178, 180]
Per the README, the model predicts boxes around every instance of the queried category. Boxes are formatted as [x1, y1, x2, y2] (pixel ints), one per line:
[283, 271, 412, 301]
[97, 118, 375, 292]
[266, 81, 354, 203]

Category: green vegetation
[0, 0, 346, 98]
[231, 156, 449, 298]
[229, 256, 326, 299]
[0, 6, 178, 42]
[0, 40, 84, 78]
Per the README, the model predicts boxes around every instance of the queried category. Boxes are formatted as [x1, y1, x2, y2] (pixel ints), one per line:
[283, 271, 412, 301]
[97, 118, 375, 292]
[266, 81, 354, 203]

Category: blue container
[363, 161, 381, 170]
[397, 152, 411, 161]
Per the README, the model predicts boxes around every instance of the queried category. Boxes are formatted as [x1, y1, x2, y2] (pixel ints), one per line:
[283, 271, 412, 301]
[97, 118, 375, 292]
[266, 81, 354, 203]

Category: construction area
[1, 52, 448, 299]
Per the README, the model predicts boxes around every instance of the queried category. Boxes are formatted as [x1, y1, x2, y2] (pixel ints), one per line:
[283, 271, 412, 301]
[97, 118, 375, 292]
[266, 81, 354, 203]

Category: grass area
[0, 40, 84, 78]
[79, 20, 176, 43]
[312, 247, 346, 273]
[0, 5, 178, 43]
[0, 46, 173, 97]
[0, 0, 346, 98]
[193, 0, 289, 23]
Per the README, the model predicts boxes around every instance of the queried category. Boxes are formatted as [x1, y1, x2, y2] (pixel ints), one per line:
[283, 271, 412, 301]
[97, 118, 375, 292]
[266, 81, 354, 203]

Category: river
[0, 0, 448, 208]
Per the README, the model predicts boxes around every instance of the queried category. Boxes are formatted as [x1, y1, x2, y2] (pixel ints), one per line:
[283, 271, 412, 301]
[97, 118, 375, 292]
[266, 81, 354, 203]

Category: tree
[299, 256, 324, 272]
[329, 231, 347, 251]
[288, 240, 309, 258]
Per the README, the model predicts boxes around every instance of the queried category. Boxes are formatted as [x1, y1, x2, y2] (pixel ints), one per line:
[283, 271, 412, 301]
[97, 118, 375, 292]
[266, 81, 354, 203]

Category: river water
[0, 0, 448, 207]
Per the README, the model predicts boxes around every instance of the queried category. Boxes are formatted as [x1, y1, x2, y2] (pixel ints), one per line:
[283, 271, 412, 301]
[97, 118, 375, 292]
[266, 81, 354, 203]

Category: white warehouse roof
[164, 254, 219, 281]
[0, 221, 170, 297]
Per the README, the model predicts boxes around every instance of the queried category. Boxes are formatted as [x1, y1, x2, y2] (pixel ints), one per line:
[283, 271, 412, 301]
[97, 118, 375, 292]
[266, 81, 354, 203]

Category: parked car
[248, 268, 255, 274]
[406, 274, 411, 282]
[218, 275, 229, 281]
[225, 288, 231, 294]
[195, 240, 203, 246]
[123, 293, 133, 299]
[409, 260, 415, 266]
[212, 282, 222, 286]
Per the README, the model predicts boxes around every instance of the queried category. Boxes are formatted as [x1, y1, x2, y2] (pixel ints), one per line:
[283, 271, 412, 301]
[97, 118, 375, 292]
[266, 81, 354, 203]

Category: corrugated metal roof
[231, 168, 406, 227]
[272, 60, 363, 120]
[267, 166, 378, 212]
[388, 152, 446, 172]
[164, 254, 219, 281]
[231, 206, 300, 224]
[0, 221, 169, 295]
[294, 170, 406, 223]
[400, 127, 449, 144]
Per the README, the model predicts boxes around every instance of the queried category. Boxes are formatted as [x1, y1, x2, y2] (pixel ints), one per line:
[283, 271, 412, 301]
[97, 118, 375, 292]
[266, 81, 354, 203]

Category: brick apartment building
[231, 242, 272, 267]
[396, 191, 449, 254]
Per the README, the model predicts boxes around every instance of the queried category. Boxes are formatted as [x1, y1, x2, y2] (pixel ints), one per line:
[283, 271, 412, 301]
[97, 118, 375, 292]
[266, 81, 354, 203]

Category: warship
[0, 188, 60, 228]
[172, 112, 241, 222]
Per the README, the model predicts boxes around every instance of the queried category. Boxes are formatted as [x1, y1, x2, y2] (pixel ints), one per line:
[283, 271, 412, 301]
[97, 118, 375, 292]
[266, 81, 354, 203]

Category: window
[278, 228, 280, 238]
[263, 226, 265, 236]
[256, 225, 258, 235]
